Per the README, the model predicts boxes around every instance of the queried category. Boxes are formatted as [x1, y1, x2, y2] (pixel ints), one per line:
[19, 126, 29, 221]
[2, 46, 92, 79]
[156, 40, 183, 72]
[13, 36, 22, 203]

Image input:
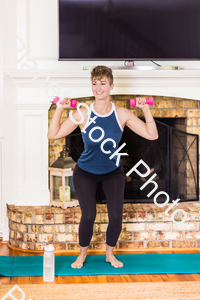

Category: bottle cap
[43, 243, 55, 252]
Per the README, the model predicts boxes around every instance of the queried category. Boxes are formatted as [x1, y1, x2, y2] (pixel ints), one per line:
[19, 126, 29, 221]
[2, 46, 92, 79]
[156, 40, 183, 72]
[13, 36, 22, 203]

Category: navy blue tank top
[77, 102, 123, 174]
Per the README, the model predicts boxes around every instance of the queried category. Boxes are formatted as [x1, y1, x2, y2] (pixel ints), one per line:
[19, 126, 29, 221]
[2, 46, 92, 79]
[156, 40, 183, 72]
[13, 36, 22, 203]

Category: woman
[47, 65, 158, 269]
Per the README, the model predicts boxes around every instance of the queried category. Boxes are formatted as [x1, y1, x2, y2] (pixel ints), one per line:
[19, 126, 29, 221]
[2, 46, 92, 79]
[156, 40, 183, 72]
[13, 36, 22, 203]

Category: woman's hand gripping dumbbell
[130, 97, 154, 107]
[53, 96, 77, 108]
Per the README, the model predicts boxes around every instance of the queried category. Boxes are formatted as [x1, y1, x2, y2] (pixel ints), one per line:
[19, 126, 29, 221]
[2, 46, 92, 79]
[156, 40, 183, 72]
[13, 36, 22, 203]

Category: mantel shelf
[3, 68, 200, 78]
[4, 68, 200, 100]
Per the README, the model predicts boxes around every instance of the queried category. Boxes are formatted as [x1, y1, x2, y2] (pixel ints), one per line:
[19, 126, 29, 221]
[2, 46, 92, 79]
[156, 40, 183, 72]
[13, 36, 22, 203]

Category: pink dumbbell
[53, 96, 77, 108]
[130, 97, 154, 107]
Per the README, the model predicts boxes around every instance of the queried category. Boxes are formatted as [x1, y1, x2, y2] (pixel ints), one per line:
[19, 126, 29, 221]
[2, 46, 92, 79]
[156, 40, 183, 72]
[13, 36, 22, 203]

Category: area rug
[1, 253, 200, 277]
[1, 282, 200, 300]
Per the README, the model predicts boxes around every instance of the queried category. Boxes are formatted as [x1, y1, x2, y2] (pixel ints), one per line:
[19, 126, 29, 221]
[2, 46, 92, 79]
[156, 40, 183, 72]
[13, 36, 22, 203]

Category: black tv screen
[58, 0, 200, 60]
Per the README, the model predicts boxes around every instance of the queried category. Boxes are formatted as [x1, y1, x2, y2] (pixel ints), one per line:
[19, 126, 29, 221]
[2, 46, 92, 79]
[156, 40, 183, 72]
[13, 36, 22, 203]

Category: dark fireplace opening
[66, 118, 199, 204]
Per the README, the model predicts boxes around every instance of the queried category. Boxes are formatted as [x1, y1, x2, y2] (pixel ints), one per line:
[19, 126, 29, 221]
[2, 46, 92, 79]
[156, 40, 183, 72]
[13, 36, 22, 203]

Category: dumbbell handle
[53, 96, 77, 108]
[130, 97, 154, 107]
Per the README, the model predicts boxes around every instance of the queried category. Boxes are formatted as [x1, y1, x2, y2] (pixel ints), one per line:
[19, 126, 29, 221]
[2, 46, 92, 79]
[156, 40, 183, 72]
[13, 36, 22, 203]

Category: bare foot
[71, 254, 86, 269]
[106, 254, 124, 268]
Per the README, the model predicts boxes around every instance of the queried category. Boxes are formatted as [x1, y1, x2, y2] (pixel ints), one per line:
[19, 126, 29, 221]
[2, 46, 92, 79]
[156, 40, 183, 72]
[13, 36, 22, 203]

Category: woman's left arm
[142, 104, 158, 140]
[124, 97, 159, 140]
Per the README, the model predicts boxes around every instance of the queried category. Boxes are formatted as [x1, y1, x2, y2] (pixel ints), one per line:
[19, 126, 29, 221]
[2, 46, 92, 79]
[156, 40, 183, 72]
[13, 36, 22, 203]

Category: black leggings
[73, 163, 126, 247]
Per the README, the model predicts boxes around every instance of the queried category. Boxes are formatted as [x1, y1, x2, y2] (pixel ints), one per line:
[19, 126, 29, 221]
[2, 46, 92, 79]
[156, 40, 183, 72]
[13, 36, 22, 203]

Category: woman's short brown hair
[91, 65, 113, 85]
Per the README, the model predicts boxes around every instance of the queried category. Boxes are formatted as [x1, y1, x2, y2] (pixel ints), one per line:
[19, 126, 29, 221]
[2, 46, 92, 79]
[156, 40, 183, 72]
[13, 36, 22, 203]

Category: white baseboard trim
[1, 228, 9, 241]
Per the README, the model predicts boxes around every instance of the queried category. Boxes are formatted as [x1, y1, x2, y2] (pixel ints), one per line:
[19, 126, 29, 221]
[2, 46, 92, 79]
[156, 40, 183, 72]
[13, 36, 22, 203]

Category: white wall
[0, 0, 200, 240]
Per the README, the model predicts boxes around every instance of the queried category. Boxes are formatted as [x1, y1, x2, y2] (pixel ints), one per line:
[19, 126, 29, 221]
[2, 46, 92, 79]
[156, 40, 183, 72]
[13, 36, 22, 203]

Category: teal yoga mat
[0, 253, 200, 277]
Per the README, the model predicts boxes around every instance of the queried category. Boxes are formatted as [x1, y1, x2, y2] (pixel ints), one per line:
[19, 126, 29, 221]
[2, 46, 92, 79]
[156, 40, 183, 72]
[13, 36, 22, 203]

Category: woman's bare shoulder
[115, 104, 131, 118]
[114, 104, 134, 128]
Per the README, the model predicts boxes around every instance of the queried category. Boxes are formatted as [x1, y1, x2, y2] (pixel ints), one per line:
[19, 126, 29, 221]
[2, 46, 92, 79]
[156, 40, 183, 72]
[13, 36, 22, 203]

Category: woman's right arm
[47, 99, 81, 140]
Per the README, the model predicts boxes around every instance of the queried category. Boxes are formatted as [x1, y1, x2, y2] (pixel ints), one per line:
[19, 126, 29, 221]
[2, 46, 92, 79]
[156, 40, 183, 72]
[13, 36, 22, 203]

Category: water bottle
[43, 243, 55, 282]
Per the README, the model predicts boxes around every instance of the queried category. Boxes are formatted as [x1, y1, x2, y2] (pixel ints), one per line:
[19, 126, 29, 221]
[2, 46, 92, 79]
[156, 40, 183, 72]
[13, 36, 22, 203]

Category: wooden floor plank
[88, 275, 99, 283]
[18, 276, 32, 285]
[120, 274, 132, 282]
[0, 276, 10, 285]
[159, 274, 172, 282]
[131, 274, 148, 282]
[190, 274, 200, 281]
[126, 274, 138, 282]
[149, 274, 164, 282]
[97, 275, 107, 283]
[106, 275, 122, 283]
[10, 277, 18, 285]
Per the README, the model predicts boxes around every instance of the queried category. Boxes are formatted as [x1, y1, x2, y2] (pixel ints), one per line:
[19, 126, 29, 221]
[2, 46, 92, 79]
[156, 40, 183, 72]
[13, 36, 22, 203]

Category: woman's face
[92, 76, 114, 100]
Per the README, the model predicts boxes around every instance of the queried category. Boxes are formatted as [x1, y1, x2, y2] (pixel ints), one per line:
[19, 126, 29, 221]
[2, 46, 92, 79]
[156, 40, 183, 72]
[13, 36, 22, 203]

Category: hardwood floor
[1, 242, 200, 284]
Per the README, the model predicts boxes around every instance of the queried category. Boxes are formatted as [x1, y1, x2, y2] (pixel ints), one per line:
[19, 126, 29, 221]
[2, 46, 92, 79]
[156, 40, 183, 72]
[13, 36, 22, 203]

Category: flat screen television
[58, 0, 200, 61]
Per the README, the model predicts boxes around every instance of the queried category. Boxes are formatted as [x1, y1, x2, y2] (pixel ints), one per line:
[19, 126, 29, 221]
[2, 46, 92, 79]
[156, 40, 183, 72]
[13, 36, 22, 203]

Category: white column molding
[16, 105, 50, 206]
[0, 136, 8, 241]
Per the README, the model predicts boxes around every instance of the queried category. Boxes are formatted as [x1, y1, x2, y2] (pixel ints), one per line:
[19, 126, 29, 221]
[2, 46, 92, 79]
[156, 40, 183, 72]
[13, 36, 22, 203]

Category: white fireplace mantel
[5, 68, 200, 101]
[1, 67, 200, 241]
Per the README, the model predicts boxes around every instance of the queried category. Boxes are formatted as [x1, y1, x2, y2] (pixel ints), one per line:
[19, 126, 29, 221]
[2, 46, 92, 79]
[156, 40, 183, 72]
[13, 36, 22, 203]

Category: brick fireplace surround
[7, 95, 200, 252]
